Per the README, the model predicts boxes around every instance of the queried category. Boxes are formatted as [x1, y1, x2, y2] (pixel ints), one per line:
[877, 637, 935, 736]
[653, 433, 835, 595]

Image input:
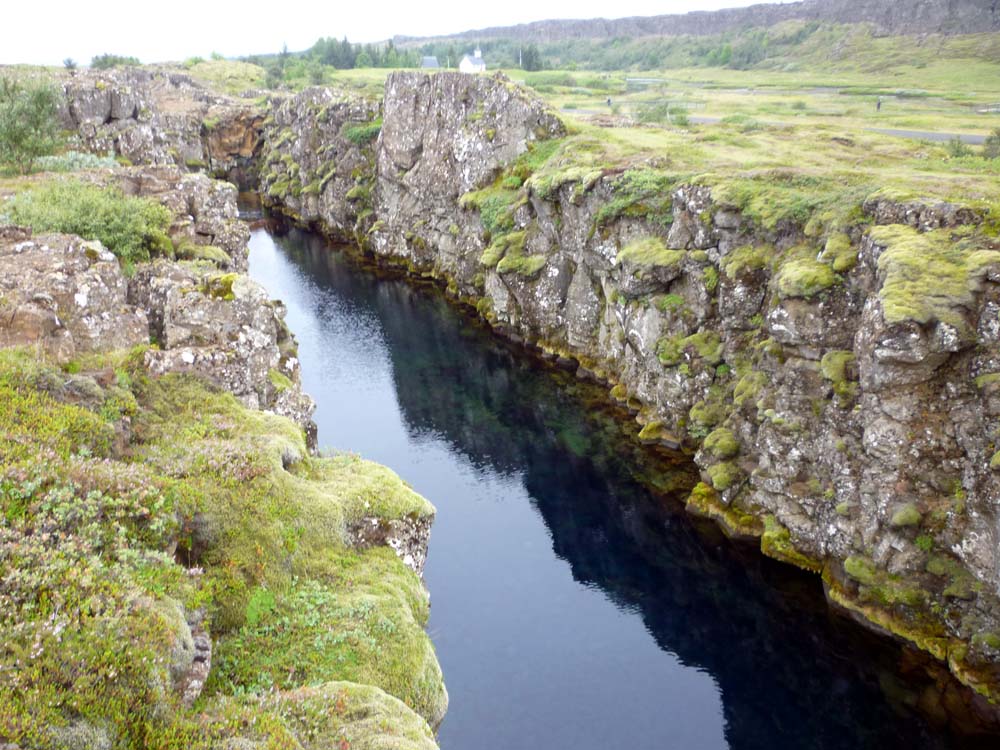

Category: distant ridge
[394, 0, 1000, 45]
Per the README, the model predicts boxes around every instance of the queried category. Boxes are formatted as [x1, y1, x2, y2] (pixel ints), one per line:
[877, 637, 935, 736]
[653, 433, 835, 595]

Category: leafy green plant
[343, 120, 382, 146]
[2, 180, 172, 266]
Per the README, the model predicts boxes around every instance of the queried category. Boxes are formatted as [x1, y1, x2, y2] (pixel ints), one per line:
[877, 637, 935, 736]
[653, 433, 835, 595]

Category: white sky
[4, 0, 773, 66]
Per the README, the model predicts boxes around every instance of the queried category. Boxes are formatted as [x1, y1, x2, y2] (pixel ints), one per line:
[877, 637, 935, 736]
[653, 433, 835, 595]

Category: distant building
[421, 56, 440, 69]
[459, 47, 486, 74]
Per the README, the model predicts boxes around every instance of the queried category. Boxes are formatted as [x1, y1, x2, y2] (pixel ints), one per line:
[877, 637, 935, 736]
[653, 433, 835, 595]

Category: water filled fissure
[248, 219, 968, 750]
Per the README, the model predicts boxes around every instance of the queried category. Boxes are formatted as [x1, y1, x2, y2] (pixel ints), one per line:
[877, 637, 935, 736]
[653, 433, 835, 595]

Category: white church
[459, 47, 486, 73]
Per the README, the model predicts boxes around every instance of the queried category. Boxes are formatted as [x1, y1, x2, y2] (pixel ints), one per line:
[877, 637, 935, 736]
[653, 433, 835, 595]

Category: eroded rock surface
[0, 229, 148, 359]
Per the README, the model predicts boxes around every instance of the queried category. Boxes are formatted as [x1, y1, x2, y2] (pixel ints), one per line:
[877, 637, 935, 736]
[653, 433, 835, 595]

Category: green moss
[343, 120, 382, 146]
[702, 266, 719, 293]
[0, 349, 116, 462]
[821, 232, 857, 273]
[486, 231, 546, 278]
[253, 681, 438, 750]
[459, 184, 521, 237]
[761, 515, 822, 573]
[346, 184, 371, 202]
[689, 398, 727, 434]
[706, 460, 738, 491]
[201, 273, 240, 301]
[268, 368, 293, 393]
[656, 331, 724, 367]
[890, 503, 922, 527]
[208, 547, 446, 725]
[654, 293, 685, 312]
[175, 241, 230, 265]
[617, 237, 685, 268]
[733, 370, 767, 407]
[636, 421, 680, 446]
[820, 349, 858, 401]
[708, 171, 868, 235]
[844, 555, 928, 608]
[592, 169, 675, 228]
[775, 256, 838, 299]
[480, 230, 525, 268]
[703, 427, 739, 459]
[685, 482, 763, 538]
[820, 350, 855, 383]
[720, 243, 773, 277]
[926, 554, 978, 600]
[497, 253, 547, 277]
[844, 555, 880, 586]
[0, 347, 445, 744]
[870, 224, 1000, 335]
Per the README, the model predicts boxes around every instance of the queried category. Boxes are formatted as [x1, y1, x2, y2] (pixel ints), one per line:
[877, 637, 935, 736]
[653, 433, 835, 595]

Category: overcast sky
[4, 0, 776, 66]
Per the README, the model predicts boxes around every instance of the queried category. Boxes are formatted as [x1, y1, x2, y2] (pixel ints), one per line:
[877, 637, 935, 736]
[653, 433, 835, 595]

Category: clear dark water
[248, 220, 975, 750]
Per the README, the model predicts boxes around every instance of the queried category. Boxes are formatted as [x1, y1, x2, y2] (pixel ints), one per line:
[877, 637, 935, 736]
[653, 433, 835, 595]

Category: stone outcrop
[254, 70, 1000, 718]
[258, 86, 381, 241]
[0, 229, 148, 360]
[372, 72, 565, 266]
[61, 69, 264, 186]
[0, 165, 314, 437]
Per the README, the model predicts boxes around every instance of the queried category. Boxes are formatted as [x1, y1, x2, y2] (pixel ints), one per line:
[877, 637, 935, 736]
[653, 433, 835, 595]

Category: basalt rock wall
[253, 70, 1000, 719]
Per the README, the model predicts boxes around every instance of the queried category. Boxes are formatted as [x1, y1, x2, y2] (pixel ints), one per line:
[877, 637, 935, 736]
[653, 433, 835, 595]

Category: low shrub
[2, 180, 172, 267]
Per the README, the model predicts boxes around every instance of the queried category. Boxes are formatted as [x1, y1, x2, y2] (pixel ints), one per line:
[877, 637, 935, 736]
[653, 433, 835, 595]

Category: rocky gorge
[247, 70, 1000, 728]
[6, 60, 1000, 743]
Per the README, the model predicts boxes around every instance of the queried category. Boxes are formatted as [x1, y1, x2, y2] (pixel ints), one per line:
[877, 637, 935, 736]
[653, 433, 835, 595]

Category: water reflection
[249, 223, 976, 750]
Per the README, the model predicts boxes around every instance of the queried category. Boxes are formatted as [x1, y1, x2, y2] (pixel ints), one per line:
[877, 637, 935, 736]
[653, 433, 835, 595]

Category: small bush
[35, 150, 119, 172]
[2, 180, 172, 266]
[946, 136, 972, 158]
[91, 53, 141, 70]
[343, 120, 382, 146]
[983, 128, 1000, 160]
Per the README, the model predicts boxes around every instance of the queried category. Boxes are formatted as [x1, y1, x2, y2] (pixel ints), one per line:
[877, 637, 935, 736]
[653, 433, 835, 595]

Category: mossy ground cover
[518, 105, 1000, 241]
[870, 224, 1000, 334]
[0, 348, 442, 748]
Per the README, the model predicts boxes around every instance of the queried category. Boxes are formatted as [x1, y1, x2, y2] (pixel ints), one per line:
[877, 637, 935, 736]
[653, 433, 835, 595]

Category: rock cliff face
[254, 70, 1000, 721]
[61, 69, 264, 186]
[257, 86, 381, 241]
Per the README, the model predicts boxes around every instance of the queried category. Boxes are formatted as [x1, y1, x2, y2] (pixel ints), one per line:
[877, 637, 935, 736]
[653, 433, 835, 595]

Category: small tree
[62, 58, 77, 71]
[0, 77, 64, 175]
[521, 45, 543, 71]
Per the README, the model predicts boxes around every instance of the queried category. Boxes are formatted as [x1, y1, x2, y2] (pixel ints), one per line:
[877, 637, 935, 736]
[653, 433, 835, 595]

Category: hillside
[395, 0, 1000, 46]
